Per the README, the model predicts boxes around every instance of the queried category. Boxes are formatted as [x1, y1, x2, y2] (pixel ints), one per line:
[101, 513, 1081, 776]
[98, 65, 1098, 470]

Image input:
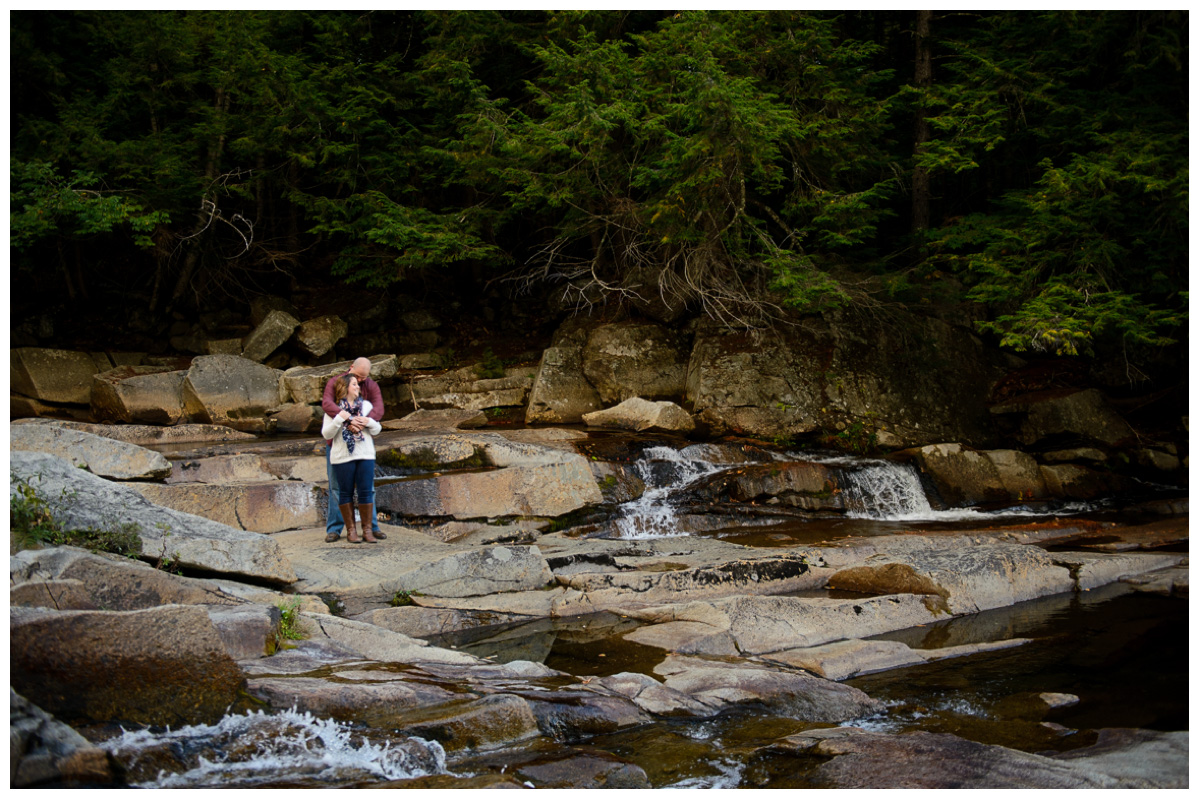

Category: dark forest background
[10, 10, 1188, 382]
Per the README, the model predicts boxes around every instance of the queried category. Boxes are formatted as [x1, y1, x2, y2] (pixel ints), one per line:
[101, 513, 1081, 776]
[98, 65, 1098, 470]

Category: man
[321, 357, 386, 542]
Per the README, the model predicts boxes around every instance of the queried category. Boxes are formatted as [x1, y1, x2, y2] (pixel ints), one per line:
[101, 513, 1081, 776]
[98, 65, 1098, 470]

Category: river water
[99, 439, 1188, 788]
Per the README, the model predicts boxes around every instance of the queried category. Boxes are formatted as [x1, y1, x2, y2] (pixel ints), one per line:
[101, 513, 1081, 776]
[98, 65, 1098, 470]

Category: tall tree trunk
[912, 10, 933, 235]
[168, 87, 230, 311]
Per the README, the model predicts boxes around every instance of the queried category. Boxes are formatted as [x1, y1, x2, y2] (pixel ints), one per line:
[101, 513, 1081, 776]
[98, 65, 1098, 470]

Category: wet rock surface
[7, 419, 1188, 788]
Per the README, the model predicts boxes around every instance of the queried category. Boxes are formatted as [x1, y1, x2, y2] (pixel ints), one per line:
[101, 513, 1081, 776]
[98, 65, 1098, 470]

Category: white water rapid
[614, 445, 731, 539]
[102, 708, 447, 788]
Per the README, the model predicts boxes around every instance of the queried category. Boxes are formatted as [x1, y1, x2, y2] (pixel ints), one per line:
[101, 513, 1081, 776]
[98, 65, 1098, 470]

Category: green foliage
[276, 598, 307, 640]
[924, 11, 1186, 359]
[10, 160, 169, 251]
[824, 421, 878, 455]
[389, 590, 414, 607]
[10, 471, 143, 557]
[10, 10, 1187, 378]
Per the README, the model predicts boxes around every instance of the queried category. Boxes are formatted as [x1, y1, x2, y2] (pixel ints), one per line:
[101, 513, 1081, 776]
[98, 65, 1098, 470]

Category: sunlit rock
[91, 365, 188, 424]
[11, 347, 100, 406]
[583, 396, 695, 434]
[181, 354, 286, 432]
[10, 420, 172, 480]
[582, 322, 690, 404]
[12, 452, 298, 585]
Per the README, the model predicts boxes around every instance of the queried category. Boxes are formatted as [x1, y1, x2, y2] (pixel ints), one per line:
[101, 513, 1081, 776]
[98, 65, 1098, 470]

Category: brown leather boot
[359, 504, 379, 543]
[339, 503, 360, 543]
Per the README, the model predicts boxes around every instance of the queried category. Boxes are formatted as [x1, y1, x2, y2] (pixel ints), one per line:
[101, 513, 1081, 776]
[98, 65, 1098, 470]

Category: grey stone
[381, 408, 489, 430]
[776, 729, 1117, 788]
[242, 309, 300, 363]
[12, 452, 297, 585]
[654, 655, 884, 721]
[10, 421, 172, 480]
[205, 603, 282, 660]
[165, 454, 276, 484]
[583, 396, 695, 434]
[582, 323, 690, 404]
[181, 354, 286, 432]
[269, 402, 323, 433]
[294, 612, 482, 665]
[90, 365, 188, 425]
[991, 388, 1135, 447]
[11, 347, 100, 405]
[282, 355, 398, 405]
[826, 535, 1075, 614]
[1052, 728, 1189, 788]
[131, 481, 322, 533]
[399, 353, 447, 369]
[11, 690, 121, 788]
[292, 314, 349, 359]
[393, 693, 542, 753]
[525, 346, 604, 424]
[10, 419, 257, 446]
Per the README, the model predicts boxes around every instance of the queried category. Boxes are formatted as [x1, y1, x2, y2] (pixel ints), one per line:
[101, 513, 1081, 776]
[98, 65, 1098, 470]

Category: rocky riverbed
[9, 414, 1188, 788]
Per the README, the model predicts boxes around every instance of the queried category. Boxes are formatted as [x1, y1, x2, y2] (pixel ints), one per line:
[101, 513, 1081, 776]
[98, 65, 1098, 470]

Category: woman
[320, 374, 382, 544]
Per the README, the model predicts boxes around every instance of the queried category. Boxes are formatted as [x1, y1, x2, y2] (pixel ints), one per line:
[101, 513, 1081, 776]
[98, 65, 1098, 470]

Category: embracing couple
[320, 357, 386, 544]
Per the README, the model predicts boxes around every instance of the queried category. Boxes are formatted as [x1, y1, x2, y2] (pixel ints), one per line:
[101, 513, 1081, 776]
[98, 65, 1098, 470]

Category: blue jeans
[326, 446, 380, 533]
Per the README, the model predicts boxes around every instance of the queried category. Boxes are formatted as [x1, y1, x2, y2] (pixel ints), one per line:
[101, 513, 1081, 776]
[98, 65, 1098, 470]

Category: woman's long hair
[333, 374, 357, 404]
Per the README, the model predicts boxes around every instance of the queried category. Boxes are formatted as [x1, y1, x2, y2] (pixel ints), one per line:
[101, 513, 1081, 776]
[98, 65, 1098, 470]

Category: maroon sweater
[321, 372, 384, 445]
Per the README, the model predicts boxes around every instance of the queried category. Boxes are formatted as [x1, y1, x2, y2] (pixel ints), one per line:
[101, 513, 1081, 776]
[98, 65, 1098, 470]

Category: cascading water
[839, 461, 935, 520]
[102, 708, 447, 789]
[614, 445, 730, 539]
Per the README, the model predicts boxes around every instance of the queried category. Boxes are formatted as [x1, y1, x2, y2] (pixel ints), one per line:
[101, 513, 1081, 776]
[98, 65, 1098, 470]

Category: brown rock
[11, 605, 246, 727]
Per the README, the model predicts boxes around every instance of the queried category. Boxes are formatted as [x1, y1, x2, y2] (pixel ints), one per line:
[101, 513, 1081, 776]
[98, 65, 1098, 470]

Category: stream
[98, 437, 1188, 788]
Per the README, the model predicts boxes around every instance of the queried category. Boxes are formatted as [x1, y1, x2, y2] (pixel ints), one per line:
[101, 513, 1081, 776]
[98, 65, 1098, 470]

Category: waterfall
[840, 461, 935, 520]
[614, 446, 729, 539]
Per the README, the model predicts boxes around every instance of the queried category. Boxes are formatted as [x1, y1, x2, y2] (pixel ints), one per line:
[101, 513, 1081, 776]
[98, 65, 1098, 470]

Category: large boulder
[583, 397, 695, 434]
[292, 314, 349, 359]
[90, 365, 188, 424]
[901, 443, 1009, 506]
[12, 452, 297, 585]
[525, 346, 604, 424]
[241, 309, 300, 363]
[282, 354, 398, 405]
[582, 323, 690, 404]
[686, 313, 1004, 448]
[10, 604, 246, 727]
[11, 347, 101, 406]
[130, 481, 323, 533]
[679, 461, 844, 511]
[181, 354, 286, 432]
[10, 421, 172, 480]
[991, 388, 1136, 447]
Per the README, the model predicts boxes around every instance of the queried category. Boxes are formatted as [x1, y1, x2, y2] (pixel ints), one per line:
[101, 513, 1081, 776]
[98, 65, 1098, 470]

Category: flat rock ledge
[11, 452, 296, 585]
[763, 727, 1189, 789]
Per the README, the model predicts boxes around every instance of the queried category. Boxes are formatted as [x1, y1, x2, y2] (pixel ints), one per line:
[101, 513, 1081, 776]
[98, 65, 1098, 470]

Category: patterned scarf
[338, 396, 365, 453]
